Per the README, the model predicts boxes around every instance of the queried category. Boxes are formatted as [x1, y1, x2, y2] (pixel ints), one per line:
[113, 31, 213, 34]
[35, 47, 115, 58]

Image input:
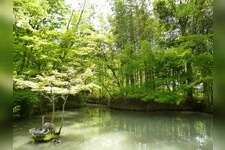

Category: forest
[13, 0, 213, 119]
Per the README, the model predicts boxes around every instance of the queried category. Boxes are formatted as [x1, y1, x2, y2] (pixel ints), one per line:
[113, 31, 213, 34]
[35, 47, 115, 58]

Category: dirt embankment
[86, 97, 213, 113]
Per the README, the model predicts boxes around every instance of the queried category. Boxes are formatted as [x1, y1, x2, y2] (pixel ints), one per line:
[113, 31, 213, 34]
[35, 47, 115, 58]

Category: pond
[13, 106, 213, 150]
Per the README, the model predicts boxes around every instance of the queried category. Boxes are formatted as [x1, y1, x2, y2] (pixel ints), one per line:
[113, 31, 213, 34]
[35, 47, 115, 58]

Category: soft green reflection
[13, 107, 212, 150]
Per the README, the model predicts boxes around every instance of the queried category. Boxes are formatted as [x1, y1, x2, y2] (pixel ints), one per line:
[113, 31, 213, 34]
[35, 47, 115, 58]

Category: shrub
[13, 90, 40, 118]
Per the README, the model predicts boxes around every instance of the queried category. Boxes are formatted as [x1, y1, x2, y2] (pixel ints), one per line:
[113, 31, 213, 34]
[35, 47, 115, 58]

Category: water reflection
[13, 107, 212, 150]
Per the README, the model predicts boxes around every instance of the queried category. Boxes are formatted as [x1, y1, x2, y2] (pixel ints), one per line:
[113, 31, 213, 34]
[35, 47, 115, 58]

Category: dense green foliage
[13, 90, 39, 118]
[13, 0, 213, 114]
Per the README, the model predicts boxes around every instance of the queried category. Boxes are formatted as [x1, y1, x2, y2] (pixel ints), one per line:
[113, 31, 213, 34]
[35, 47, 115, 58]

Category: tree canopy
[13, 0, 213, 113]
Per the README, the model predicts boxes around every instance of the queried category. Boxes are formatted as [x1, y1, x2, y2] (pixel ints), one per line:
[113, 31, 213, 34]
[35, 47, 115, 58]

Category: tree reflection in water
[80, 107, 212, 150]
[13, 107, 212, 150]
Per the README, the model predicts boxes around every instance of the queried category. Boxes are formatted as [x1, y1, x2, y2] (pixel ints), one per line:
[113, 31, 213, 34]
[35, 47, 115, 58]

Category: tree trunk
[139, 70, 143, 86]
[51, 96, 55, 123]
[186, 62, 193, 100]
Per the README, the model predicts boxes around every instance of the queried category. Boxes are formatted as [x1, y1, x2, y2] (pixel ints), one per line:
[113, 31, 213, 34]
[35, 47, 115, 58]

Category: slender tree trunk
[203, 81, 213, 105]
[144, 69, 148, 86]
[130, 74, 135, 86]
[66, 10, 75, 30]
[186, 62, 193, 100]
[76, 0, 87, 27]
[139, 70, 143, 86]
[18, 50, 27, 74]
[62, 95, 68, 123]
[126, 74, 129, 87]
[51, 96, 55, 123]
[50, 86, 55, 124]
[172, 69, 176, 91]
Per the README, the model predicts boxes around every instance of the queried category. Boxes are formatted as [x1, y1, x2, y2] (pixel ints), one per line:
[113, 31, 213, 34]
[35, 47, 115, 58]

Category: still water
[13, 106, 213, 150]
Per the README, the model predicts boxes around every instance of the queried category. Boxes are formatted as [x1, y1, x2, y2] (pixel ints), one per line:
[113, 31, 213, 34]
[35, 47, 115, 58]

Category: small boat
[29, 128, 57, 142]
[29, 122, 62, 143]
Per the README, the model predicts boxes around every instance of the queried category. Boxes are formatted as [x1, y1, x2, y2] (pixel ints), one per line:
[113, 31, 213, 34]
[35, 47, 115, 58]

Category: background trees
[13, 0, 213, 115]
